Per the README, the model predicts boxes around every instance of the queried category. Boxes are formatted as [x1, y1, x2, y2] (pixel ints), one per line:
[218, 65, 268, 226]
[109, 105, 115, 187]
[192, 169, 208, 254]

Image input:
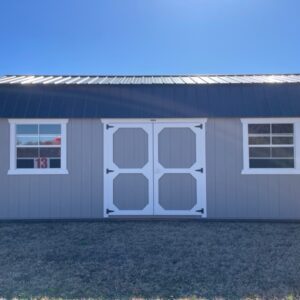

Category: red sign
[35, 157, 48, 168]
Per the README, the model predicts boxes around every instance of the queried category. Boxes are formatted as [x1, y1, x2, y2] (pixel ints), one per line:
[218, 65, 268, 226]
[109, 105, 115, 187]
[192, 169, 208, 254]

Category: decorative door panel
[153, 123, 206, 216]
[104, 123, 153, 216]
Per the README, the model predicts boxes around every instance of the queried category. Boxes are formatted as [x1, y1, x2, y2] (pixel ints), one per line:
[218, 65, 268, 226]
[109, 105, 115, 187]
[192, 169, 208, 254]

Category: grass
[0, 221, 300, 299]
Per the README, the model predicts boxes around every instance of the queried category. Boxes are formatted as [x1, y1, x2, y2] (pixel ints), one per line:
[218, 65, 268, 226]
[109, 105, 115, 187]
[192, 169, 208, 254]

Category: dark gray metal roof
[0, 82, 300, 118]
[1, 74, 300, 85]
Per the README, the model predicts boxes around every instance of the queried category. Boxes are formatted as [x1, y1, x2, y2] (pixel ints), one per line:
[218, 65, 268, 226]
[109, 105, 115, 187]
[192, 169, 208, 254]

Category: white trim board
[101, 118, 207, 124]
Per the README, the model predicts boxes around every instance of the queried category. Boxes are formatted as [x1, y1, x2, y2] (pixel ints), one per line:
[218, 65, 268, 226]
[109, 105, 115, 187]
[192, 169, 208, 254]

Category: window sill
[242, 169, 300, 175]
[8, 169, 69, 175]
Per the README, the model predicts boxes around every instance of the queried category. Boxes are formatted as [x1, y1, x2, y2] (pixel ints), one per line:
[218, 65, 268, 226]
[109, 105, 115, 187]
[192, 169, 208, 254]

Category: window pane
[17, 159, 34, 168]
[272, 147, 294, 158]
[272, 136, 293, 145]
[39, 136, 61, 145]
[16, 125, 38, 135]
[40, 147, 61, 158]
[40, 124, 61, 134]
[16, 136, 39, 146]
[248, 124, 270, 134]
[50, 159, 61, 168]
[17, 147, 39, 158]
[249, 147, 271, 158]
[249, 136, 270, 145]
[272, 124, 293, 134]
[250, 159, 294, 168]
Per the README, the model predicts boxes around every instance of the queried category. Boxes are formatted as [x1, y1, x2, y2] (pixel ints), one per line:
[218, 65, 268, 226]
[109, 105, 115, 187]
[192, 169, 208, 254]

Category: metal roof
[1, 74, 300, 85]
[0, 84, 300, 118]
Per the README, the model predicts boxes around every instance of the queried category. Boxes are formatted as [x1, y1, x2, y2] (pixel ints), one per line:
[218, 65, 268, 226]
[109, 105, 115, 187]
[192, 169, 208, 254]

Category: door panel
[103, 121, 206, 217]
[153, 123, 206, 216]
[104, 123, 153, 216]
[158, 127, 197, 168]
[158, 173, 197, 210]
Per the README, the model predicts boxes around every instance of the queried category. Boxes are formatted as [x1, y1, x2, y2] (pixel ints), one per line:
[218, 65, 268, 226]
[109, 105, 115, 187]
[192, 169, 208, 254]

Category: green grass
[0, 221, 300, 299]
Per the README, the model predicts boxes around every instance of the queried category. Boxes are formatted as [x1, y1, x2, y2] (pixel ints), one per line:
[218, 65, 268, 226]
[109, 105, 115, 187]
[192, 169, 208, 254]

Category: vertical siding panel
[70, 119, 82, 217]
[245, 176, 259, 218]
[257, 176, 272, 218]
[58, 174, 66, 218]
[224, 119, 238, 218]
[214, 119, 227, 217]
[29, 176, 40, 218]
[8, 176, 20, 218]
[81, 120, 92, 218]
[0, 120, 10, 218]
[268, 176, 280, 219]
[50, 175, 65, 218]
[279, 176, 294, 219]
[18, 176, 31, 218]
[37, 178, 51, 218]
[235, 120, 247, 218]
[205, 119, 216, 218]
[91, 120, 102, 218]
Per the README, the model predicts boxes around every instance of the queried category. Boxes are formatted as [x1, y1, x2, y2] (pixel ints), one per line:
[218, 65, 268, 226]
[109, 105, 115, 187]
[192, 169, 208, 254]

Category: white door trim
[101, 118, 207, 124]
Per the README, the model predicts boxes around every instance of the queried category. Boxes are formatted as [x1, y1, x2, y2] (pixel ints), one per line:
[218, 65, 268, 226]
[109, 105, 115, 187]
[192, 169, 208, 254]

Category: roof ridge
[1, 74, 300, 85]
[2, 73, 300, 77]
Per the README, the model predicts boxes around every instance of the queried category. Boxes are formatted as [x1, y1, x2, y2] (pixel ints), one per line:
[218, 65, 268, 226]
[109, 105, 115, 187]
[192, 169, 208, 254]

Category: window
[241, 119, 300, 174]
[8, 119, 68, 175]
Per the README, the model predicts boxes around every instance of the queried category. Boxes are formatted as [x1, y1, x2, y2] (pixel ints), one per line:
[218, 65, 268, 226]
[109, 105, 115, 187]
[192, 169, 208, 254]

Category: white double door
[103, 121, 206, 217]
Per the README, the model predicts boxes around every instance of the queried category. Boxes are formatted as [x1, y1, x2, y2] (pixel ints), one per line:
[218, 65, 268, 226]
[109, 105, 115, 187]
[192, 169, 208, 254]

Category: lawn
[0, 221, 300, 299]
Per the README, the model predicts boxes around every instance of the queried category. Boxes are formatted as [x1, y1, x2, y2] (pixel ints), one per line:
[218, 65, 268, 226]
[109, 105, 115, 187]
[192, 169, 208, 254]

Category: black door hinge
[196, 168, 203, 173]
[195, 124, 203, 129]
[106, 168, 114, 174]
[106, 208, 114, 214]
[106, 124, 114, 130]
[196, 208, 204, 214]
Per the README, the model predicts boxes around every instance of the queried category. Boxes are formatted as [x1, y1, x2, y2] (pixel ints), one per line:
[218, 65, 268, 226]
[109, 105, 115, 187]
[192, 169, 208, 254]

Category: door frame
[101, 118, 207, 218]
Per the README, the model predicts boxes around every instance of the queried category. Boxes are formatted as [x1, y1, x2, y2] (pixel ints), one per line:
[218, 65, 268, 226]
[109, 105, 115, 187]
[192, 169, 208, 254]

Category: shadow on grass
[0, 221, 300, 299]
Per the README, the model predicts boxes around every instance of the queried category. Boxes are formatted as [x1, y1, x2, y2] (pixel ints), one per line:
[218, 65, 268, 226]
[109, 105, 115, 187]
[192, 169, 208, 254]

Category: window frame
[8, 119, 69, 175]
[241, 118, 300, 175]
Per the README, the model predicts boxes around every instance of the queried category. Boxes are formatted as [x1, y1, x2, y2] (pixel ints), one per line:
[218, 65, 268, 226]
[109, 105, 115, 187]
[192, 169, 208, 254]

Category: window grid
[247, 123, 295, 169]
[15, 124, 62, 169]
[248, 124, 294, 160]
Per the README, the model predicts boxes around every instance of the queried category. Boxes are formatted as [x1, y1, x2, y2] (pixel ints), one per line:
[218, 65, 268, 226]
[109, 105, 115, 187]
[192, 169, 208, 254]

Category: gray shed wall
[206, 119, 300, 219]
[0, 119, 103, 219]
[0, 118, 300, 220]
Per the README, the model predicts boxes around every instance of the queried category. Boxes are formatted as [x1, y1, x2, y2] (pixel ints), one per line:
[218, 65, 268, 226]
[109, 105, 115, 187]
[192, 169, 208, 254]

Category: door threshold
[108, 215, 204, 220]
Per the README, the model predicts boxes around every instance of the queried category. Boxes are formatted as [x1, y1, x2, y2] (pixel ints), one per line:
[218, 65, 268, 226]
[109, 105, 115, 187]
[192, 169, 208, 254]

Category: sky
[0, 0, 299, 76]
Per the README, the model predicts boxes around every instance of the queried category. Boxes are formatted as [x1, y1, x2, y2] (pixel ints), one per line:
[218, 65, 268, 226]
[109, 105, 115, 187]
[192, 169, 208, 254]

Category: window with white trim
[8, 119, 68, 175]
[241, 118, 300, 174]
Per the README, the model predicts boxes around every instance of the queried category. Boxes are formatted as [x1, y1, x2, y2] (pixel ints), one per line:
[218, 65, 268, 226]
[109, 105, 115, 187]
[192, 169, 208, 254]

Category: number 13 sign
[36, 158, 48, 168]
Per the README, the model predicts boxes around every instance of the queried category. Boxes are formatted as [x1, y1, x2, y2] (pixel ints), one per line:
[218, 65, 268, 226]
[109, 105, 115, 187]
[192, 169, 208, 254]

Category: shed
[0, 74, 300, 220]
